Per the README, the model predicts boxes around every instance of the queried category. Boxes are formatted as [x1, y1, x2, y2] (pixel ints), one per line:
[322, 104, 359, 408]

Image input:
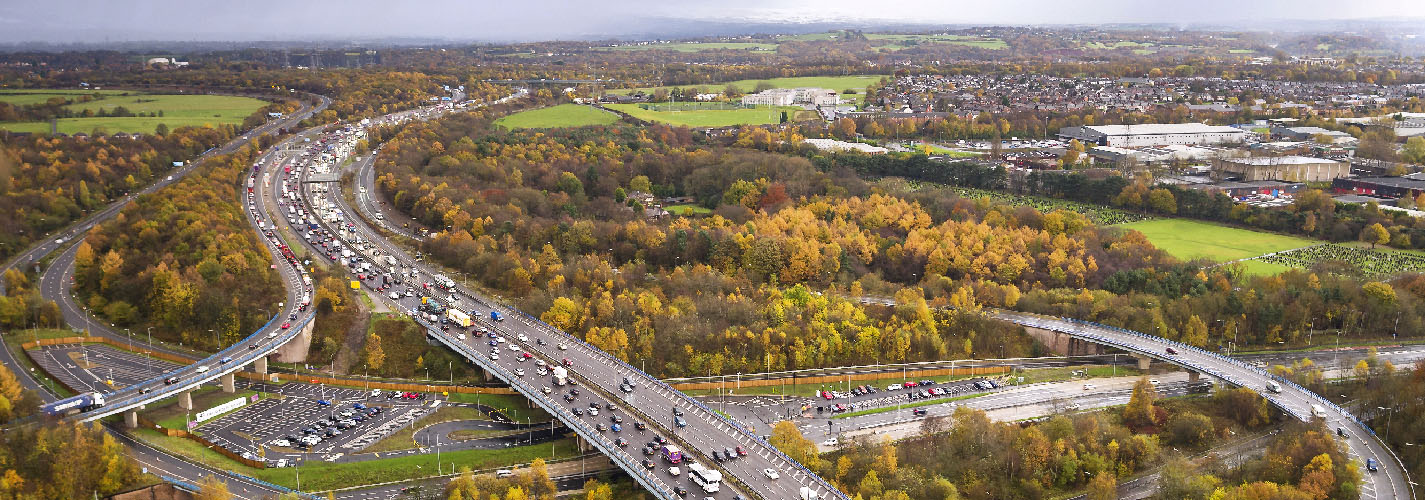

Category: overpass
[66, 125, 331, 426]
[279, 105, 846, 500]
[855, 296, 1410, 500]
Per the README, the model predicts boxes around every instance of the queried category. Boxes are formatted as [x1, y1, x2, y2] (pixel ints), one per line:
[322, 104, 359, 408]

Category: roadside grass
[447, 393, 551, 423]
[665, 204, 711, 215]
[831, 392, 989, 419]
[1116, 219, 1317, 263]
[255, 438, 580, 491]
[1014, 365, 1142, 385]
[364, 405, 490, 454]
[129, 428, 263, 474]
[493, 104, 619, 129]
[13, 328, 89, 343]
[607, 103, 811, 127]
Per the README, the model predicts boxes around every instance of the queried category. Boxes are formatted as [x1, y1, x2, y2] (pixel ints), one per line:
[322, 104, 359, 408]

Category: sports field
[1117, 219, 1317, 264]
[608, 75, 888, 96]
[0, 92, 268, 134]
[608, 103, 813, 128]
[493, 104, 620, 129]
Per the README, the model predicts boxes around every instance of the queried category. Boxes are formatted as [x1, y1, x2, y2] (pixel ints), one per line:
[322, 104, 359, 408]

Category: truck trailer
[42, 392, 106, 416]
[447, 309, 473, 328]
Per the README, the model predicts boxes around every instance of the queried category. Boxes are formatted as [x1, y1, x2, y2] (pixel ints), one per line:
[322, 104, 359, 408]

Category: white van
[495, 470, 514, 478]
[195, 365, 210, 373]
[1311, 405, 1327, 418]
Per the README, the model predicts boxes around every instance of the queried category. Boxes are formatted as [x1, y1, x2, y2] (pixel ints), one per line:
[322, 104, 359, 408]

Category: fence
[135, 415, 268, 468]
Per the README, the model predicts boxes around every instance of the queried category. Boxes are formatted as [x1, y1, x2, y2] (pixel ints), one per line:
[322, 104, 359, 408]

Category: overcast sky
[3, 0, 1423, 44]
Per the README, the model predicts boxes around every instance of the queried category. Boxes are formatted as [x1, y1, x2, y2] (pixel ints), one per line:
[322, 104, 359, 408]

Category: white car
[763, 468, 780, 480]
[588, 408, 599, 416]
[1149, 379, 1160, 386]
[542, 386, 551, 394]
[821, 438, 838, 447]
[496, 336, 506, 344]
[515, 369, 525, 377]
[272, 439, 291, 447]
[668, 466, 681, 476]
[1082, 383, 1096, 391]
[489, 352, 499, 360]
[195, 365, 210, 373]
[508, 343, 521, 352]
[517, 334, 528, 342]
[457, 333, 467, 340]
[557, 343, 568, 350]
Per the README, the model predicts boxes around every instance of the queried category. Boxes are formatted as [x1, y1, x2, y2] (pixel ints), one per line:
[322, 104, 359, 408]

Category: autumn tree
[194, 476, 231, 500]
[364, 332, 385, 371]
[1123, 377, 1160, 428]
[1086, 471, 1117, 500]
[1361, 223, 1390, 248]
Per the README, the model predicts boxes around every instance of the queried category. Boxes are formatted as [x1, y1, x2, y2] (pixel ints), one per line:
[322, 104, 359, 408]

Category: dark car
[1165, 347, 1178, 355]
[673, 408, 684, 416]
[635, 422, 647, 431]
[615, 437, 628, 447]
[913, 408, 928, 416]
[642, 459, 655, 469]
[712, 450, 724, 462]
[611, 415, 623, 424]
[674, 486, 688, 497]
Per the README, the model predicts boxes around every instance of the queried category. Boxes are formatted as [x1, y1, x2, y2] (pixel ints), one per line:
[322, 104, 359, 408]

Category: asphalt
[0, 91, 329, 499]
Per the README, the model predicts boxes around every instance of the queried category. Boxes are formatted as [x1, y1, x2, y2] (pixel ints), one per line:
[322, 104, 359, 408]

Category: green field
[0, 89, 132, 106]
[1117, 219, 1317, 264]
[608, 103, 811, 128]
[608, 75, 888, 96]
[777, 32, 1007, 50]
[494, 104, 620, 129]
[601, 42, 778, 52]
[665, 204, 712, 215]
[0, 92, 267, 134]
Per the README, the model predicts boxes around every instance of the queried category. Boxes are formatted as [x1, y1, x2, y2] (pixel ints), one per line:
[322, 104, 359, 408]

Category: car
[570, 389, 581, 397]
[674, 416, 687, 428]
[281, 322, 291, 329]
[515, 368, 525, 377]
[611, 415, 623, 424]
[822, 438, 839, 447]
[1149, 379, 1160, 386]
[596, 423, 607, 431]
[736, 446, 746, 456]
[489, 352, 499, 360]
[1165, 347, 1178, 355]
[1337, 427, 1347, 438]
[249, 343, 259, 350]
[272, 439, 292, 447]
[653, 435, 667, 445]
[674, 486, 688, 497]
[164, 376, 179, 384]
[725, 447, 736, 459]
[643, 459, 655, 469]
[1366, 458, 1378, 472]
[668, 466, 681, 476]
[489, 340, 497, 346]
[557, 343, 568, 350]
[564, 394, 576, 402]
[589, 408, 599, 416]
[195, 365, 210, 373]
[536, 338, 547, 346]
[712, 450, 724, 462]
[673, 408, 684, 416]
[562, 358, 573, 367]
[763, 468, 780, 480]
[542, 386, 552, 394]
[1082, 383, 1096, 391]
[912, 408, 928, 416]
[643, 446, 656, 456]
[518, 334, 528, 342]
[611, 423, 622, 432]
[635, 422, 647, 431]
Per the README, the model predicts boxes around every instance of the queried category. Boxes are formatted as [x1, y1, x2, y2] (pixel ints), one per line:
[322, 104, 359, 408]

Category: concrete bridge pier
[1134, 354, 1152, 371]
[1187, 370, 1201, 383]
[253, 356, 268, 376]
[178, 390, 194, 410]
[125, 410, 139, 429]
[221, 373, 236, 393]
[576, 435, 592, 452]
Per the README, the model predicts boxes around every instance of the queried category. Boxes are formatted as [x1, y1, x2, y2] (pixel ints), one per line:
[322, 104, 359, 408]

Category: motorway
[277, 100, 848, 500]
[990, 310, 1413, 500]
[0, 90, 329, 498]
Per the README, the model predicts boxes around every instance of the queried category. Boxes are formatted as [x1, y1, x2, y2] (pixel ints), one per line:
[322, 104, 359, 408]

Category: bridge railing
[497, 306, 849, 500]
[416, 317, 678, 500]
[1024, 313, 1412, 499]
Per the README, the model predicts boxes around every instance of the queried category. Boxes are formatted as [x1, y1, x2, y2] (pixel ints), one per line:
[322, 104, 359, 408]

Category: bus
[687, 463, 722, 493]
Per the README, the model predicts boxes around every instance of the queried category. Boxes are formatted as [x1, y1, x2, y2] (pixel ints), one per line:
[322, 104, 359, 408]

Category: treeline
[69, 146, 285, 350]
[370, 112, 1176, 375]
[770, 382, 1352, 500]
[0, 121, 275, 263]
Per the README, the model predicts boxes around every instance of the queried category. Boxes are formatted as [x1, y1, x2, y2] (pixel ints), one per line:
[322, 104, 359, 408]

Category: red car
[281, 322, 291, 329]
[562, 358, 573, 367]
[521, 352, 533, 359]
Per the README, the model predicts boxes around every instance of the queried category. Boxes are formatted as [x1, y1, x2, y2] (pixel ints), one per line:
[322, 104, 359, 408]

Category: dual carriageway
[8, 87, 1412, 500]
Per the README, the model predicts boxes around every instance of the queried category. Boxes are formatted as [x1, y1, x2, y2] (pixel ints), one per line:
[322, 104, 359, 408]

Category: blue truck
[490, 311, 504, 322]
[42, 391, 106, 416]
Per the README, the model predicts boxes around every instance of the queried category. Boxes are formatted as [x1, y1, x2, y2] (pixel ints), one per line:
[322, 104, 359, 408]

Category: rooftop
[1084, 123, 1245, 136]
[1220, 156, 1342, 166]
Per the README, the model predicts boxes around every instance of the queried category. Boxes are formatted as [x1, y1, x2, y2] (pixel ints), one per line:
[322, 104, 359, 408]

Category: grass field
[608, 75, 888, 96]
[0, 92, 267, 134]
[494, 104, 620, 129]
[665, 204, 712, 215]
[1117, 219, 1317, 264]
[608, 103, 811, 127]
[0, 89, 132, 106]
[776, 32, 1007, 50]
[601, 42, 778, 52]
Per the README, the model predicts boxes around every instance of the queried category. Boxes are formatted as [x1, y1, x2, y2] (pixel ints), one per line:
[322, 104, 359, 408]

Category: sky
[2, 0, 1424, 44]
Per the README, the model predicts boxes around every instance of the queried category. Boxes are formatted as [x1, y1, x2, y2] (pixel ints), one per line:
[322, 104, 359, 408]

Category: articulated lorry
[447, 309, 473, 328]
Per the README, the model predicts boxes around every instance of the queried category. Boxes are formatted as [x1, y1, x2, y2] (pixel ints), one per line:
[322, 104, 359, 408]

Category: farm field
[607, 103, 812, 128]
[0, 89, 133, 106]
[608, 75, 888, 96]
[601, 42, 777, 52]
[493, 104, 619, 129]
[943, 186, 1153, 226]
[0, 92, 267, 134]
[1117, 219, 1317, 264]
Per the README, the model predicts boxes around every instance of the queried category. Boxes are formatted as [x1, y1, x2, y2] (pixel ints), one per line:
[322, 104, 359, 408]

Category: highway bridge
[854, 296, 1412, 500]
[275, 103, 846, 500]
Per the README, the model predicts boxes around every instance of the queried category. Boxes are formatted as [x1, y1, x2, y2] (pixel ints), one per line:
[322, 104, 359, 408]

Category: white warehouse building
[1057, 123, 1247, 147]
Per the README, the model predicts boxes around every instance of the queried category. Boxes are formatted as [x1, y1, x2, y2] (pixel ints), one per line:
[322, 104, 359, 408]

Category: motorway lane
[0, 93, 329, 296]
[286, 110, 841, 500]
[991, 311, 1411, 500]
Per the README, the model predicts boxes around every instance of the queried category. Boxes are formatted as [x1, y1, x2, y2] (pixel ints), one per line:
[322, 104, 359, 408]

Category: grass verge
[364, 405, 490, 454]
[832, 392, 989, 419]
[257, 438, 580, 491]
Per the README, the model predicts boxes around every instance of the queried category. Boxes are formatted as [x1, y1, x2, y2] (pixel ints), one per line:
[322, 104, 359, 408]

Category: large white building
[1058, 123, 1247, 147]
[741, 88, 839, 107]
